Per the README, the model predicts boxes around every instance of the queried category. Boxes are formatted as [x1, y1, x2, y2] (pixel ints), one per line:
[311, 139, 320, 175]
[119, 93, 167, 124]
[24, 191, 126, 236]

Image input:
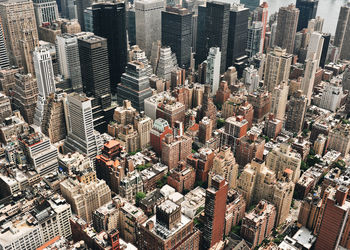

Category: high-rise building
[56, 34, 83, 92]
[138, 200, 200, 249]
[227, 4, 249, 68]
[240, 200, 276, 249]
[126, 6, 136, 46]
[240, 0, 259, 11]
[12, 73, 38, 124]
[243, 65, 259, 93]
[0, 93, 11, 123]
[0, 0, 39, 73]
[134, 112, 153, 150]
[270, 81, 289, 120]
[161, 6, 192, 69]
[19, 130, 58, 175]
[302, 58, 318, 105]
[264, 47, 292, 92]
[343, 66, 350, 92]
[266, 143, 301, 183]
[64, 93, 103, 161]
[117, 61, 153, 111]
[306, 32, 324, 66]
[60, 177, 111, 223]
[61, 0, 77, 20]
[135, 0, 164, 57]
[75, 0, 93, 30]
[150, 118, 172, 155]
[155, 46, 177, 81]
[40, 93, 67, 143]
[327, 124, 350, 157]
[83, 7, 93, 32]
[196, 1, 230, 73]
[209, 146, 238, 189]
[296, 0, 318, 32]
[275, 4, 299, 54]
[334, 3, 350, 60]
[93, 2, 127, 92]
[205, 47, 221, 95]
[246, 21, 262, 57]
[0, 20, 9, 69]
[319, 80, 342, 112]
[315, 186, 350, 250]
[247, 89, 271, 123]
[78, 34, 114, 132]
[33, 0, 59, 27]
[202, 175, 228, 249]
[199, 116, 212, 144]
[252, 2, 268, 53]
[319, 33, 330, 68]
[33, 47, 56, 127]
[285, 91, 307, 134]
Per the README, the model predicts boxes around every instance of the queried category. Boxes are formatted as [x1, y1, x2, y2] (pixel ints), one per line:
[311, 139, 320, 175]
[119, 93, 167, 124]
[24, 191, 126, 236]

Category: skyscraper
[252, 2, 268, 54]
[0, 0, 39, 73]
[302, 58, 318, 105]
[93, 2, 127, 93]
[78, 34, 111, 109]
[315, 186, 350, 250]
[270, 81, 289, 121]
[117, 61, 153, 111]
[64, 92, 103, 161]
[161, 6, 192, 69]
[56, 34, 83, 92]
[135, 0, 164, 57]
[33, 0, 59, 27]
[75, 0, 93, 30]
[205, 47, 221, 95]
[306, 32, 324, 66]
[334, 3, 350, 60]
[240, 0, 259, 11]
[33, 47, 56, 126]
[296, 0, 318, 32]
[264, 47, 292, 92]
[196, 1, 230, 72]
[202, 175, 228, 249]
[246, 21, 262, 57]
[285, 91, 307, 134]
[320, 33, 330, 68]
[226, 4, 249, 68]
[0, 20, 9, 69]
[275, 4, 299, 54]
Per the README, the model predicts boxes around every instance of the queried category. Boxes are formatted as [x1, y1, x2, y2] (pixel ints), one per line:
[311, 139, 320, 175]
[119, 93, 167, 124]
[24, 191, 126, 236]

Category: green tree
[135, 192, 146, 206]
[217, 119, 225, 129]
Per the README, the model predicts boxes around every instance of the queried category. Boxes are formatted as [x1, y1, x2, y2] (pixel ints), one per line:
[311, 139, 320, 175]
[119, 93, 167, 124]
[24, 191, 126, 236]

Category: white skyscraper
[306, 32, 324, 66]
[270, 80, 289, 120]
[243, 65, 260, 93]
[135, 0, 164, 57]
[0, 21, 9, 69]
[64, 93, 103, 161]
[205, 47, 221, 95]
[56, 34, 83, 91]
[33, 0, 59, 27]
[319, 80, 343, 112]
[33, 47, 56, 126]
[301, 58, 318, 105]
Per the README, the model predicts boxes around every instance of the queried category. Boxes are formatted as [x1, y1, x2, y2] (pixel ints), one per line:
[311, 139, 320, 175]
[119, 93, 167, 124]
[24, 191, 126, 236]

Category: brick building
[150, 118, 173, 155]
[167, 161, 196, 193]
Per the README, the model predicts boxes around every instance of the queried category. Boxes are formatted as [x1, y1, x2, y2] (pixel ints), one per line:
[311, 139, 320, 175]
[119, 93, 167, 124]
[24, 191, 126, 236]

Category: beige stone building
[209, 146, 238, 189]
[134, 112, 153, 150]
[0, 0, 39, 73]
[264, 47, 292, 92]
[0, 67, 22, 96]
[12, 73, 38, 124]
[328, 124, 350, 157]
[266, 143, 301, 183]
[237, 159, 295, 225]
[270, 80, 289, 120]
[60, 177, 112, 223]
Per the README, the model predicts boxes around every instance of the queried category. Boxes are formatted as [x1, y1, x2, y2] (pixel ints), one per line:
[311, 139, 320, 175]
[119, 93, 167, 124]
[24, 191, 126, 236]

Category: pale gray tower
[56, 34, 83, 92]
[33, 0, 59, 27]
[64, 92, 103, 161]
[135, 0, 164, 57]
[334, 3, 350, 60]
[33, 47, 56, 126]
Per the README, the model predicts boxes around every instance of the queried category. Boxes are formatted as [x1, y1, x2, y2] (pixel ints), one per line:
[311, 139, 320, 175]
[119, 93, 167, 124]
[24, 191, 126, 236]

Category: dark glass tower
[226, 5, 249, 68]
[161, 6, 192, 69]
[240, 0, 260, 11]
[196, 1, 230, 73]
[320, 33, 330, 68]
[78, 34, 114, 132]
[93, 2, 127, 93]
[296, 0, 318, 31]
[117, 61, 153, 111]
